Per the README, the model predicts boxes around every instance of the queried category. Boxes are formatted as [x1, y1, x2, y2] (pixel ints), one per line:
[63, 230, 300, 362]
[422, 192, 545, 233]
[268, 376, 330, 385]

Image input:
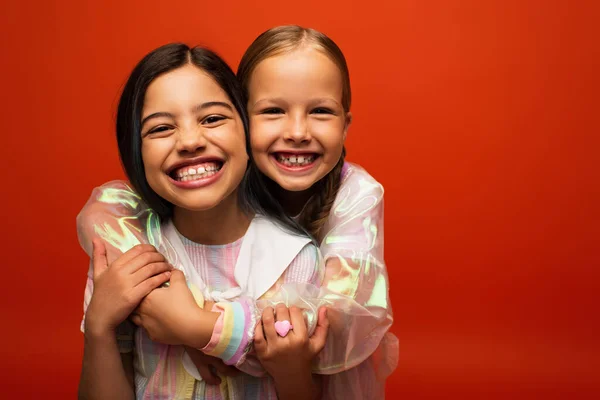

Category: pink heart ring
[274, 320, 293, 337]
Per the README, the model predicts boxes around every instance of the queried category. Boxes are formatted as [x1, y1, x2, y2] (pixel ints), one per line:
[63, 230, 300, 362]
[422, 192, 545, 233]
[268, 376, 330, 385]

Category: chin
[277, 179, 315, 193]
[172, 196, 225, 212]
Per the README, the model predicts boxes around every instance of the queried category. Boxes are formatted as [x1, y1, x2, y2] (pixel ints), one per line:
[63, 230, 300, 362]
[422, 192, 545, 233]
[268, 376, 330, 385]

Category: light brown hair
[237, 25, 351, 241]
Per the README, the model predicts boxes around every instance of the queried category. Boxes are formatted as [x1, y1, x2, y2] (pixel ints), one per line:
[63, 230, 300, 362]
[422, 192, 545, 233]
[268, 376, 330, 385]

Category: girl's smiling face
[140, 64, 248, 212]
[247, 47, 351, 192]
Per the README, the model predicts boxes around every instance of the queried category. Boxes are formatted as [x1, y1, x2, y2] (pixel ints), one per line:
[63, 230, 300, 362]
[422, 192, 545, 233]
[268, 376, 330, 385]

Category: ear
[344, 111, 352, 141]
[343, 111, 353, 140]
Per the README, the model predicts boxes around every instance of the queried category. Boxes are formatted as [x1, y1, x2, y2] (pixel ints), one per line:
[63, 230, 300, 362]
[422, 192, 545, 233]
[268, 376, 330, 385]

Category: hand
[185, 346, 239, 385]
[85, 240, 172, 336]
[130, 270, 218, 348]
[203, 300, 216, 311]
[254, 305, 329, 382]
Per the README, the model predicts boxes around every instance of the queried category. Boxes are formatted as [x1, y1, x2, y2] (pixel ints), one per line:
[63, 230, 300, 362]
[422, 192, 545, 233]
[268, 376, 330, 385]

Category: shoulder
[86, 180, 142, 206]
[76, 180, 149, 257]
[77, 180, 143, 222]
[341, 162, 384, 198]
[334, 163, 384, 214]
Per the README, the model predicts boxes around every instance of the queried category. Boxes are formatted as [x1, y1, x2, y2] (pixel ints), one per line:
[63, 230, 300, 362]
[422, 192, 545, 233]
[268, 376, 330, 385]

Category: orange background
[1, 0, 598, 398]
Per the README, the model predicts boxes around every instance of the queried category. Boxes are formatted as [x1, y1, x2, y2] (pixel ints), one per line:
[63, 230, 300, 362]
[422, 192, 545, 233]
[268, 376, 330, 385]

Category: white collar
[162, 215, 311, 300]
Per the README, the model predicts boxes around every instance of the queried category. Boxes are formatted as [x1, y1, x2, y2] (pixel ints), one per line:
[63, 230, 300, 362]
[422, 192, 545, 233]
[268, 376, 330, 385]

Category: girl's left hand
[130, 269, 211, 348]
[254, 304, 329, 383]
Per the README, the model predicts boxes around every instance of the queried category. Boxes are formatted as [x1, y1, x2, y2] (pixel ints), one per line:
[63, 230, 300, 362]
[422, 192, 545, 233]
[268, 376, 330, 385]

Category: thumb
[169, 269, 186, 286]
[309, 307, 329, 355]
[91, 239, 109, 278]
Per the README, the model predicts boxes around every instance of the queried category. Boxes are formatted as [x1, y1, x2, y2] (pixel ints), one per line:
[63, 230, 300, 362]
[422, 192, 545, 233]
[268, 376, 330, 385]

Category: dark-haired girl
[77, 44, 328, 400]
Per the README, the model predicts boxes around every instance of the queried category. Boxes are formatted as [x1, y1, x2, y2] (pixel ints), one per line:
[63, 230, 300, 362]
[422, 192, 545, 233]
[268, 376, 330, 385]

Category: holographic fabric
[76, 162, 397, 399]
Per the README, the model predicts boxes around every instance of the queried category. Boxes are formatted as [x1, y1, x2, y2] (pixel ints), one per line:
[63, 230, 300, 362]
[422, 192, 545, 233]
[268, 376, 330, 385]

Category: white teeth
[174, 162, 222, 181]
[276, 154, 315, 166]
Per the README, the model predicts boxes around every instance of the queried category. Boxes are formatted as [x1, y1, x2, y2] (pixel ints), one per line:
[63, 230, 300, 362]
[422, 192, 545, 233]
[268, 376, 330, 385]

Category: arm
[254, 167, 394, 375]
[78, 181, 257, 369]
[130, 270, 257, 366]
[78, 332, 134, 400]
[78, 241, 172, 400]
[313, 167, 393, 374]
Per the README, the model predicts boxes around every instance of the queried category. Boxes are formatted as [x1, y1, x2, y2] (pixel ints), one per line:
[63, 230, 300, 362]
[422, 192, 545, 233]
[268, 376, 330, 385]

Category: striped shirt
[82, 228, 319, 399]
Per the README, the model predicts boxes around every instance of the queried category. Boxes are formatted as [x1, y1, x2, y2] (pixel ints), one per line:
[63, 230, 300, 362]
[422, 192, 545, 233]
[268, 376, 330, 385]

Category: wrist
[84, 321, 117, 343]
[274, 371, 319, 400]
[187, 306, 220, 349]
[84, 313, 117, 340]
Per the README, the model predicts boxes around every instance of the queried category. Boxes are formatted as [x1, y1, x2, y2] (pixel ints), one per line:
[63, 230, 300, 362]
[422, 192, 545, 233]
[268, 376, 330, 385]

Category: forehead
[144, 64, 230, 110]
[249, 47, 343, 99]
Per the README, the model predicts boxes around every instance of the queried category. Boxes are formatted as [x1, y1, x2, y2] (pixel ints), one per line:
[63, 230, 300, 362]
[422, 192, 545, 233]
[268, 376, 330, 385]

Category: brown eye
[149, 125, 173, 134]
[203, 115, 226, 124]
[311, 107, 334, 115]
[262, 108, 284, 115]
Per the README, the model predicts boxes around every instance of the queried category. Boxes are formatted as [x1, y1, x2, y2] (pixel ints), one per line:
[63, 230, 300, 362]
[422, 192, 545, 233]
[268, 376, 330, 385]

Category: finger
[91, 239, 109, 279]
[289, 306, 307, 337]
[199, 363, 221, 385]
[274, 304, 291, 324]
[184, 348, 222, 385]
[167, 269, 186, 286]
[132, 271, 172, 299]
[261, 307, 278, 343]
[309, 307, 330, 355]
[130, 313, 142, 326]
[212, 360, 240, 377]
[275, 304, 292, 338]
[116, 244, 160, 267]
[125, 251, 167, 273]
[254, 320, 267, 355]
[132, 262, 173, 285]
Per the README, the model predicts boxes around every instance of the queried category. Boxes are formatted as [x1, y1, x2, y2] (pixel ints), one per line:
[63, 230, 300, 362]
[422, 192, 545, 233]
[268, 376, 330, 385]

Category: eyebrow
[252, 98, 287, 108]
[141, 112, 175, 127]
[308, 98, 342, 108]
[193, 101, 234, 113]
[141, 102, 234, 126]
[252, 97, 341, 108]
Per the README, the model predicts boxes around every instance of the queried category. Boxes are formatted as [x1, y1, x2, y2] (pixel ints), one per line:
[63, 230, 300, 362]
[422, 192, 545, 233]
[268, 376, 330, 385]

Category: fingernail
[165, 271, 171, 277]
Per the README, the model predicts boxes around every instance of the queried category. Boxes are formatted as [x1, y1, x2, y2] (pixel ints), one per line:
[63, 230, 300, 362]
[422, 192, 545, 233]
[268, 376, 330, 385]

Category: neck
[275, 185, 315, 217]
[172, 190, 252, 245]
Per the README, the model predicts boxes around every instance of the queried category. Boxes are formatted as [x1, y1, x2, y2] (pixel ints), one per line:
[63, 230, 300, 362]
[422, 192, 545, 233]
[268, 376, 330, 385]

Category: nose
[175, 125, 207, 154]
[283, 113, 311, 143]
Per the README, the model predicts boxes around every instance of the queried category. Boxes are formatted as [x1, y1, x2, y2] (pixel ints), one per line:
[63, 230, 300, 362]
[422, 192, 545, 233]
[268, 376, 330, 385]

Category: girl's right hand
[84, 239, 173, 336]
[254, 305, 329, 381]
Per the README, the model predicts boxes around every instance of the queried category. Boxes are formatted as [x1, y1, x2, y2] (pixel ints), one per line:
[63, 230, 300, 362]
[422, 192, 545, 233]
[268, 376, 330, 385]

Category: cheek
[313, 120, 346, 152]
[212, 128, 248, 168]
[140, 142, 169, 196]
[250, 118, 281, 151]
[141, 141, 163, 174]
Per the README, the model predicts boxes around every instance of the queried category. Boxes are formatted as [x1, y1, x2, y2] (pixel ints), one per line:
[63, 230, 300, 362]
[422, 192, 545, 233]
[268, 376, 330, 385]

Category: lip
[166, 156, 225, 176]
[271, 150, 321, 156]
[168, 162, 225, 189]
[270, 153, 320, 174]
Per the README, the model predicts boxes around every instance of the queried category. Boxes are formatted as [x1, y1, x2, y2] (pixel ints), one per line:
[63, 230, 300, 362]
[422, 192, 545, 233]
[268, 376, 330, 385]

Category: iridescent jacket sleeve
[76, 180, 176, 265]
[76, 180, 256, 366]
[314, 163, 395, 372]
[252, 163, 397, 383]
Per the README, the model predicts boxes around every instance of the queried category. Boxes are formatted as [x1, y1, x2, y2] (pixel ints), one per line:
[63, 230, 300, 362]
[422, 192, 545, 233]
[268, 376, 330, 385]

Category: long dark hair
[116, 43, 305, 236]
